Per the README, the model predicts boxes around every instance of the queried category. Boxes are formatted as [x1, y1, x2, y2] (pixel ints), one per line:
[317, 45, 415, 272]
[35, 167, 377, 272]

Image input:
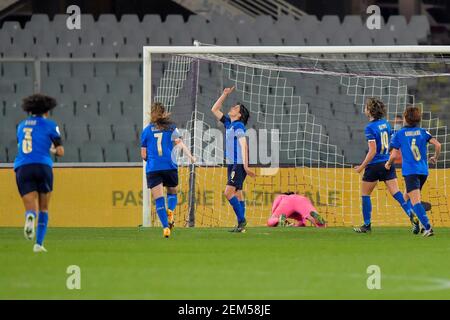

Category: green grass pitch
[1, 227, 449, 299]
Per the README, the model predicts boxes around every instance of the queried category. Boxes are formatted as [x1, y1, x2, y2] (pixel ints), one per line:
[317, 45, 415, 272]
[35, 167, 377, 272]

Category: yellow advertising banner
[1, 167, 449, 227]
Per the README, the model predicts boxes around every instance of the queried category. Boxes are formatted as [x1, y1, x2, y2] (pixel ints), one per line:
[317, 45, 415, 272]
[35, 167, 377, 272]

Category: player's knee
[167, 187, 177, 194]
[224, 190, 233, 200]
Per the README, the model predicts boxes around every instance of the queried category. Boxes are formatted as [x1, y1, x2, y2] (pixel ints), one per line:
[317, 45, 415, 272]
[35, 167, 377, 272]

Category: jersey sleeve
[220, 115, 231, 126]
[364, 125, 376, 142]
[49, 122, 62, 146]
[234, 123, 246, 139]
[141, 127, 148, 148]
[390, 130, 401, 150]
[423, 129, 433, 142]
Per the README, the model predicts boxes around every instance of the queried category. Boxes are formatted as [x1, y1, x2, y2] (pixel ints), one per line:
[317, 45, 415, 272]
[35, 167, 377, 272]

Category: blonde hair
[149, 102, 173, 130]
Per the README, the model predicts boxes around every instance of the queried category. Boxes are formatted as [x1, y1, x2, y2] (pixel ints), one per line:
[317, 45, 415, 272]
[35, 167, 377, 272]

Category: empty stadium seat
[2, 62, 28, 78]
[282, 30, 306, 45]
[320, 15, 341, 38]
[79, 143, 104, 162]
[28, 14, 50, 28]
[409, 15, 430, 43]
[6, 140, 18, 162]
[328, 29, 350, 45]
[342, 15, 363, 37]
[119, 14, 140, 31]
[298, 15, 319, 34]
[89, 124, 113, 142]
[2, 21, 21, 35]
[142, 14, 162, 29]
[104, 142, 128, 162]
[80, 29, 102, 47]
[72, 46, 94, 59]
[350, 28, 373, 45]
[164, 14, 185, 33]
[57, 145, 80, 162]
[113, 125, 137, 142]
[64, 123, 89, 143]
[387, 15, 408, 33]
[98, 14, 118, 29]
[306, 29, 327, 45]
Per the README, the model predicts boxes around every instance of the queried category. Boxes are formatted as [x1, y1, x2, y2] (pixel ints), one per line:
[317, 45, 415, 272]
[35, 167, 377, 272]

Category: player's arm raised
[428, 138, 441, 165]
[354, 140, 376, 173]
[211, 86, 234, 121]
[239, 136, 255, 177]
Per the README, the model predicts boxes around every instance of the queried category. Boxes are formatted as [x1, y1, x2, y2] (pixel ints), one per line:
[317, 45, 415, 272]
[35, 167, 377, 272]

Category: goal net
[143, 46, 450, 228]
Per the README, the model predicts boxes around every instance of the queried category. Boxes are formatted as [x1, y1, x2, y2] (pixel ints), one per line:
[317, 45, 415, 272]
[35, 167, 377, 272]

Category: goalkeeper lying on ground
[267, 192, 326, 227]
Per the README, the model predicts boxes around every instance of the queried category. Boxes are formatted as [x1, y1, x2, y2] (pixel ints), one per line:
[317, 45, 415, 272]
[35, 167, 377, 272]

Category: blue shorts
[404, 174, 427, 193]
[146, 169, 178, 189]
[362, 162, 397, 182]
[15, 164, 53, 197]
[227, 164, 247, 191]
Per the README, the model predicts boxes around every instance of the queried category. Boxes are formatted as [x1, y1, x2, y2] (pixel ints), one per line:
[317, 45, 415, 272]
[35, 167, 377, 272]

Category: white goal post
[142, 45, 450, 228]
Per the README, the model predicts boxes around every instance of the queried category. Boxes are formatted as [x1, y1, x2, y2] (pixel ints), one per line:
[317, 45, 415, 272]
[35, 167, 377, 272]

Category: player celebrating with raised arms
[385, 106, 441, 237]
[353, 98, 417, 234]
[267, 192, 326, 228]
[211, 86, 255, 233]
[14, 94, 64, 253]
[141, 102, 195, 238]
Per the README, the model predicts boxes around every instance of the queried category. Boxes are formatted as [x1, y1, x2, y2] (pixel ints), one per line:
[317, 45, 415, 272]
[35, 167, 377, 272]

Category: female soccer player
[211, 86, 255, 233]
[14, 94, 64, 253]
[353, 98, 417, 234]
[385, 106, 441, 237]
[141, 102, 195, 238]
[267, 192, 326, 228]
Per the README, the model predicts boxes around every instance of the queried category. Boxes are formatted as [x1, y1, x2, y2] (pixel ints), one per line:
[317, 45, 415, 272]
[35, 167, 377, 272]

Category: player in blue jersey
[211, 86, 255, 233]
[141, 102, 195, 238]
[385, 106, 441, 237]
[353, 98, 417, 234]
[14, 94, 64, 252]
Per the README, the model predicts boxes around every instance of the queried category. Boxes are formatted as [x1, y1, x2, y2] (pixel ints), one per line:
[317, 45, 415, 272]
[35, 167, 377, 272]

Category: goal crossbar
[144, 45, 450, 55]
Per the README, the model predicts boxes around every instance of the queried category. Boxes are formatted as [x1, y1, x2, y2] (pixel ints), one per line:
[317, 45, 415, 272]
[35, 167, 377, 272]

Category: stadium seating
[0, 13, 433, 164]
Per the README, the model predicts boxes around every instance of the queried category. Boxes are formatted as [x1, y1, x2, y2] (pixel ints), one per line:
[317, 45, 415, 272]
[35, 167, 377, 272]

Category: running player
[14, 94, 64, 253]
[211, 86, 255, 233]
[353, 98, 417, 233]
[385, 106, 441, 237]
[141, 102, 195, 238]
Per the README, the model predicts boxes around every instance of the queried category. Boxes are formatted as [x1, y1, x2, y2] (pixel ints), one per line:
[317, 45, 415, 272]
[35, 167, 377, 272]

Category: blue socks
[167, 193, 178, 212]
[155, 197, 169, 228]
[393, 191, 413, 218]
[362, 196, 372, 226]
[36, 211, 48, 246]
[240, 201, 246, 218]
[413, 203, 431, 231]
[228, 196, 245, 223]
